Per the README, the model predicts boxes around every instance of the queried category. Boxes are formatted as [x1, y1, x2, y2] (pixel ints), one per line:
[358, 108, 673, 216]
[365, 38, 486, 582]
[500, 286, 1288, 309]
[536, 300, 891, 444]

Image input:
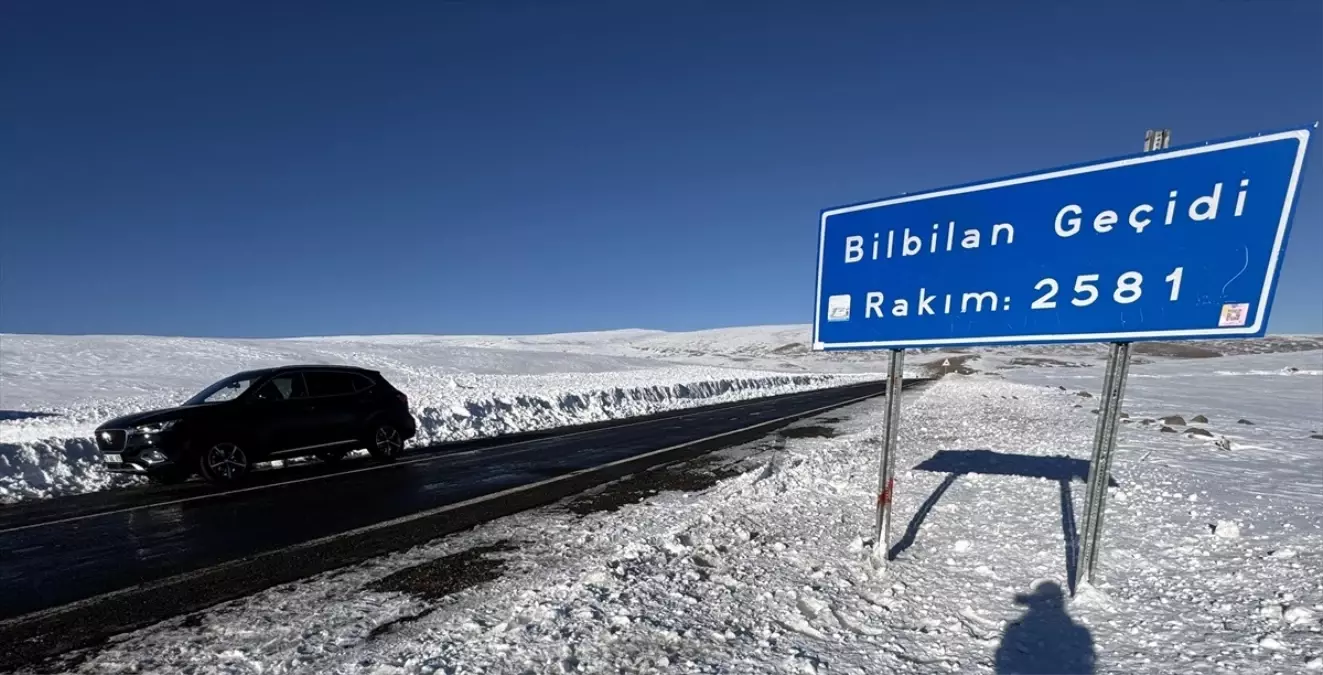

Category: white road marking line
[0, 388, 885, 628]
[0, 385, 885, 536]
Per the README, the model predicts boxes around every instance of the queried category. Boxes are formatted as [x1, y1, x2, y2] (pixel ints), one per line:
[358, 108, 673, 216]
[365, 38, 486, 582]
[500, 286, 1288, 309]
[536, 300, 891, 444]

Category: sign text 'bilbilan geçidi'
[839, 180, 1245, 320]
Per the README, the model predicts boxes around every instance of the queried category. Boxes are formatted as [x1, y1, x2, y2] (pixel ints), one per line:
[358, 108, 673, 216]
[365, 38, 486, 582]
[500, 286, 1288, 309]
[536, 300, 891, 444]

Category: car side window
[253, 373, 308, 402]
[304, 371, 356, 398]
[351, 374, 375, 392]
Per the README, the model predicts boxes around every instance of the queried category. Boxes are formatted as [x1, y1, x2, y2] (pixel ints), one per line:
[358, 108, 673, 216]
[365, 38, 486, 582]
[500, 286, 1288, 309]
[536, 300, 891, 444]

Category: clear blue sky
[4, 1, 1321, 337]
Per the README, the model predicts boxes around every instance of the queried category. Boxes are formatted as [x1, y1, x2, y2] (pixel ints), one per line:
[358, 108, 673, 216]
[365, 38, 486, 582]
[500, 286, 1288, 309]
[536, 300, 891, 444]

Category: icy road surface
[37, 350, 1323, 674]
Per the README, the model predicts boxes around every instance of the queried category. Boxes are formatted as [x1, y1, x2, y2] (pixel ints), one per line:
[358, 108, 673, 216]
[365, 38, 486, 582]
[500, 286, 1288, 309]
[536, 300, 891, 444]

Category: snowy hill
[1, 327, 1320, 504]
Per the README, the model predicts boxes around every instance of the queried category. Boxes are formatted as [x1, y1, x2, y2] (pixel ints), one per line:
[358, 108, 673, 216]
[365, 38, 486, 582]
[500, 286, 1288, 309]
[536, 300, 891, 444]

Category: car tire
[366, 422, 404, 462]
[199, 441, 251, 484]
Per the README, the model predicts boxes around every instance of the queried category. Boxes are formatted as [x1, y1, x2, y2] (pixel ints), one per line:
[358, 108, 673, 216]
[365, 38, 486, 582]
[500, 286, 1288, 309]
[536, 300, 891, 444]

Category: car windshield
[183, 374, 262, 405]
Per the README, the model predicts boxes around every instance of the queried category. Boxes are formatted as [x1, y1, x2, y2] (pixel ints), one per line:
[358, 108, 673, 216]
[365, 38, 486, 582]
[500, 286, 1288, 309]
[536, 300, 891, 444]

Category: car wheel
[199, 441, 251, 484]
[367, 423, 404, 462]
[317, 449, 348, 463]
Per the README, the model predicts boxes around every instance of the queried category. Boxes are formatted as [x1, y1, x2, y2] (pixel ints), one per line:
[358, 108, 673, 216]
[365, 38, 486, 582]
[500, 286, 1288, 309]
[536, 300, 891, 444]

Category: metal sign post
[872, 348, 905, 565]
[1077, 129, 1170, 589]
[1076, 341, 1133, 587]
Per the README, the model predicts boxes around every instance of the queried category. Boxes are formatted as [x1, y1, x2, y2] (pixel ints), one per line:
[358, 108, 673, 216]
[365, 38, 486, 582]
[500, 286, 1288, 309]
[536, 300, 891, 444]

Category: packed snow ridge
[1, 330, 894, 503]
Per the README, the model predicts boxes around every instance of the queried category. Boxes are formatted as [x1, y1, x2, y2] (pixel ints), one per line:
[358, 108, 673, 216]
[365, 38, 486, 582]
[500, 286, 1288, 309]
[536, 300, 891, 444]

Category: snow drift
[42, 351, 1322, 674]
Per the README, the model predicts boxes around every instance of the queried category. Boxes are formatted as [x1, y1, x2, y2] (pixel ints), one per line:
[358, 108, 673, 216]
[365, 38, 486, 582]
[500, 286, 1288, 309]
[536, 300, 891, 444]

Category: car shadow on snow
[892, 449, 1118, 596]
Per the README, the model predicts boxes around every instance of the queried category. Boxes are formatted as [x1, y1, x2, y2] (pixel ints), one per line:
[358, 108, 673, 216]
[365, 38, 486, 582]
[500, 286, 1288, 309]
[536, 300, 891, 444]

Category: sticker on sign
[827, 294, 851, 322]
[812, 126, 1314, 351]
[1218, 303, 1250, 327]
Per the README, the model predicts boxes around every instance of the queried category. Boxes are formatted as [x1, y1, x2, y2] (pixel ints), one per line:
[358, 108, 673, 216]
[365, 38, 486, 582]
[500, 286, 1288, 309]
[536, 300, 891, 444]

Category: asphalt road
[0, 378, 914, 669]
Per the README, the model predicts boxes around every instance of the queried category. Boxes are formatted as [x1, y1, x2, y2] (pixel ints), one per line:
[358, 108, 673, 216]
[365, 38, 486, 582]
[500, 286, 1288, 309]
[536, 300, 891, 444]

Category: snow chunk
[1258, 635, 1288, 651]
[1211, 520, 1240, 539]
[1259, 601, 1285, 621]
[1285, 606, 1317, 625]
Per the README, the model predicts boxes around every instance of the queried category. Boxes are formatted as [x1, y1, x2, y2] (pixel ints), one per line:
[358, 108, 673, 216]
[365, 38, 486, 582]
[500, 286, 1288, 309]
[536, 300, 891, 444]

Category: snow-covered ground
[1, 329, 901, 503]
[20, 334, 1322, 674]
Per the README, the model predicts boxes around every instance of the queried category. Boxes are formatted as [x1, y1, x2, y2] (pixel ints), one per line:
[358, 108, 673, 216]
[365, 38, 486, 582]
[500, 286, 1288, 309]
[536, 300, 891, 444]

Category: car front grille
[96, 429, 127, 451]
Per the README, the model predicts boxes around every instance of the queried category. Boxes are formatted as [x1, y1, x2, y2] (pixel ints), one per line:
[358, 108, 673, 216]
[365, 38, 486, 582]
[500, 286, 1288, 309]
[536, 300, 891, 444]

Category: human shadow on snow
[891, 449, 1117, 595]
[994, 581, 1096, 674]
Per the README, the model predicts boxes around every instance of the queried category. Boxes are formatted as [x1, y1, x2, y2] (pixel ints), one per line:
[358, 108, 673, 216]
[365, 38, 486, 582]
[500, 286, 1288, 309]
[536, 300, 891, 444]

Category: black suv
[94, 365, 418, 484]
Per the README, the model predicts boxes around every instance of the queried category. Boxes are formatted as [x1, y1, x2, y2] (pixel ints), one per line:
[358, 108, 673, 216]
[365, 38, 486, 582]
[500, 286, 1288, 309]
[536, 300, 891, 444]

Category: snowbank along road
[0, 377, 920, 670]
[1, 330, 898, 504]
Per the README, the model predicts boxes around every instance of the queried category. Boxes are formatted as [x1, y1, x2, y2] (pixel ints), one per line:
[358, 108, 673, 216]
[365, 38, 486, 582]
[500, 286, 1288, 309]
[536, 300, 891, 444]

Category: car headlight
[136, 420, 179, 434]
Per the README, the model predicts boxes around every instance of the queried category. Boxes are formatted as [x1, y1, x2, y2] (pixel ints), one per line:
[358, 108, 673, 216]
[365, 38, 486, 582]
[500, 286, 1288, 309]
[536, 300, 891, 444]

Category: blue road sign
[812, 126, 1314, 351]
